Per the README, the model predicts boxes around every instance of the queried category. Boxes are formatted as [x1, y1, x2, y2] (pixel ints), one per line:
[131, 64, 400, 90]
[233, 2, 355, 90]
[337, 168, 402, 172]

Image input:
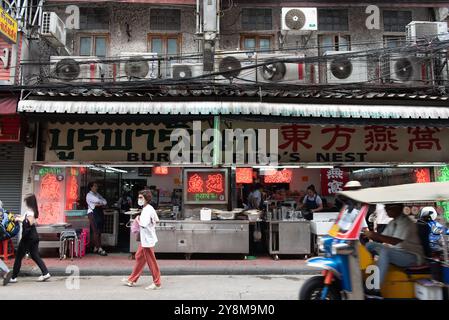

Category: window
[318, 35, 351, 55]
[383, 36, 406, 48]
[150, 9, 181, 31]
[383, 11, 412, 32]
[148, 34, 182, 77]
[318, 9, 349, 31]
[242, 8, 272, 30]
[240, 34, 273, 51]
[80, 8, 109, 30]
[79, 35, 108, 57]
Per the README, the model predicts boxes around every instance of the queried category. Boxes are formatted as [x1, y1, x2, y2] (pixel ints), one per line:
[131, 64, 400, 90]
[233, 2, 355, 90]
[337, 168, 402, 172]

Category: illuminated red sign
[0, 115, 21, 142]
[415, 168, 431, 183]
[38, 173, 63, 224]
[264, 169, 293, 184]
[236, 168, 253, 184]
[184, 169, 228, 204]
[65, 173, 79, 210]
[153, 167, 169, 175]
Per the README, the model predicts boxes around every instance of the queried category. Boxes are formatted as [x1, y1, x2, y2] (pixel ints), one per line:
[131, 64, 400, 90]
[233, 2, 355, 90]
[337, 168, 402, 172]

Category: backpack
[1, 211, 20, 239]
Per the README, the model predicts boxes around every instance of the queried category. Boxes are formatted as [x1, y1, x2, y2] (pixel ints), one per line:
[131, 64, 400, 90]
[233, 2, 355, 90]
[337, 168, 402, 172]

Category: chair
[0, 238, 14, 261]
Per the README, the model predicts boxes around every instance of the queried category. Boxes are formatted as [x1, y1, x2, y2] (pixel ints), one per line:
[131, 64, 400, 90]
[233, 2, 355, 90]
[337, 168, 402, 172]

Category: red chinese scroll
[321, 168, 349, 196]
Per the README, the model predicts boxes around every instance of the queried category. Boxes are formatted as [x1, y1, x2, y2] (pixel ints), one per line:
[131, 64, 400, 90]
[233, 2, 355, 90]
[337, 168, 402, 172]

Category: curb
[19, 267, 321, 277]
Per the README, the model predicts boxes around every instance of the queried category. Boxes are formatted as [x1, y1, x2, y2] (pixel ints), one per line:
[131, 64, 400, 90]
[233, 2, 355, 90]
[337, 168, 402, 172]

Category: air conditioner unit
[388, 54, 428, 85]
[41, 12, 67, 48]
[281, 8, 318, 31]
[325, 51, 368, 84]
[406, 21, 449, 44]
[214, 53, 256, 83]
[256, 53, 306, 83]
[171, 63, 203, 80]
[116, 52, 158, 81]
[50, 56, 104, 83]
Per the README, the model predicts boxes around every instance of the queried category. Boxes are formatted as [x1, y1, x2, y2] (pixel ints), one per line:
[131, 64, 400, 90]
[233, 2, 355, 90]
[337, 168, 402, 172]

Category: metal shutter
[0, 143, 24, 213]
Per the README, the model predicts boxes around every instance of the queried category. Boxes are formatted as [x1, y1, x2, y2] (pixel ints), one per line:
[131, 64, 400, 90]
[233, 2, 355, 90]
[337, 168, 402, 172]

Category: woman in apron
[299, 185, 323, 220]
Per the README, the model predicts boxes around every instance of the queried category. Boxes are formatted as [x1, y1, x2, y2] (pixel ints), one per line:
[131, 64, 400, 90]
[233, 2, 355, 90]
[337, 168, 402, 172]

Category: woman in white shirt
[124, 189, 161, 290]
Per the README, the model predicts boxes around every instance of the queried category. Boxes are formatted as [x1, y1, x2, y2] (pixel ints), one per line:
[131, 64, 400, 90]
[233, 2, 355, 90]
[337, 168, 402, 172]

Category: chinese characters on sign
[184, 170, 227, 204]
[321, 168, 349, 196]
[236, 168, 253, 184]
[414, 168, 431, 183]
[38, 174, 64, 224]
[264, 169, 293, 184]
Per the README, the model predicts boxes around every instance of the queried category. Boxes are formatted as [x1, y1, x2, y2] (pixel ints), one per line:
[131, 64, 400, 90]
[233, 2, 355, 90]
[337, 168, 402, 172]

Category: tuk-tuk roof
[338, 181, 449, 204]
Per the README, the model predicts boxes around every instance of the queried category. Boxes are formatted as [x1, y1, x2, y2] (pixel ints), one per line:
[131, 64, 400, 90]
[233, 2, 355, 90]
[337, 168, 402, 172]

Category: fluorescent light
[101, 166, 128, 173]
[253, 165, 300, 169]
[303, 165, 334, 169]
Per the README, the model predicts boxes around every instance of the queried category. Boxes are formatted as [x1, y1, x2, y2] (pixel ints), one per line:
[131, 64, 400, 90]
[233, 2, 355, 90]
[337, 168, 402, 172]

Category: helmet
[419, 207, 438, 221]
[344, 181, 362, 190]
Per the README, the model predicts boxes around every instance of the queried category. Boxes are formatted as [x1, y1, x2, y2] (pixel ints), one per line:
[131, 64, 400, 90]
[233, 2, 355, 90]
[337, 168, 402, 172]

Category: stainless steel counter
[266, 220, 311, 259]
[130, 220, 249, 255]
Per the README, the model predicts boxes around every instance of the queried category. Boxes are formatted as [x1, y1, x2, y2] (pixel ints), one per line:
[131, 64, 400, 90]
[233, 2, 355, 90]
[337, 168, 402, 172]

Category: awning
[17, 100, 449, 120]
[0, 96, 17, 114]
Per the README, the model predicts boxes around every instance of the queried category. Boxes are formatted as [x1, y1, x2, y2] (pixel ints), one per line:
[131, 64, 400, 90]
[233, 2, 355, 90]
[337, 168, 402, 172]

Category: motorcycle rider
[418, 206, 449, 254]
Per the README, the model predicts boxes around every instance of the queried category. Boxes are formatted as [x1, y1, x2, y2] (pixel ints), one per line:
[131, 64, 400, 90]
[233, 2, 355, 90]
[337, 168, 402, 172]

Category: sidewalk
[1, 253, 320, 277]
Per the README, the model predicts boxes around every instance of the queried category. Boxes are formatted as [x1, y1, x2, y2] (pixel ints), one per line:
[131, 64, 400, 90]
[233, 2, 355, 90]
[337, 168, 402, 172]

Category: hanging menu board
[183, 169, 228, 204]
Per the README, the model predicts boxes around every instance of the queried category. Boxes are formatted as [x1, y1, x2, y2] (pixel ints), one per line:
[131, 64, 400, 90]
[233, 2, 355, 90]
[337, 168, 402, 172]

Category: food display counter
[130, 219, 249, 256]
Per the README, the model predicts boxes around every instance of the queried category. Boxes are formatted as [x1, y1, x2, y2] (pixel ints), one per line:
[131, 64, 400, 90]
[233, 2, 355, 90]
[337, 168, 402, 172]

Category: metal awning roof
[17, 100, 449, 119]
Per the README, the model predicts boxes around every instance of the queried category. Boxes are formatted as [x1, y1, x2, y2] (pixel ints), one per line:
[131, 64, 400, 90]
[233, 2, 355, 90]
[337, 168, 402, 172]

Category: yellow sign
[0, 7, 17, 43]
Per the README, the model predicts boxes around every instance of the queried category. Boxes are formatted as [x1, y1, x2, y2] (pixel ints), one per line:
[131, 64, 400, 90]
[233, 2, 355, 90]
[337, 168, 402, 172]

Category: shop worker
[363, 203, 425, 298]
[249, 184, 263, 209]
[124, 189, 161, 290]
[299, 185, 323, 213]
[87, 182, 108, 256]
[11, 194, 51, 283]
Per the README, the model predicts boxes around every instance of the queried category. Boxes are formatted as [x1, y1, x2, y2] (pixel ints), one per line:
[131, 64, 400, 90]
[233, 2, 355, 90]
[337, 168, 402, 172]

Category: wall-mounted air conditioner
[41, 12, 67, 48]
[214, 52, 256, 83]
[171, 63, 203, 80]
[281, 8, 318, 31]
[325, 51, 368, 84]
[256, 53, 306, 83]
[406, 21, 449, 44]
[116, 52, 158, 81]
[50, 56, 104, 82]
[388, 54, 428, 85]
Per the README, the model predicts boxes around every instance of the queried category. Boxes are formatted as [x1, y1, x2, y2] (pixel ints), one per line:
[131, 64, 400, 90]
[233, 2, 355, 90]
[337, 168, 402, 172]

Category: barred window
[150, 9, 181, 31]
[80, 8, 110, 30]
[318, 9, 349, 32]
[242, 8, 272, 30]
[383, 11, 412, 32]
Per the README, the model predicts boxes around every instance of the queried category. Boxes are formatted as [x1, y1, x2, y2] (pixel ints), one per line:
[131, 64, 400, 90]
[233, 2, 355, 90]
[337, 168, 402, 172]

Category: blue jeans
[365, 242, 419, 285]
[0, 258, 9, 274]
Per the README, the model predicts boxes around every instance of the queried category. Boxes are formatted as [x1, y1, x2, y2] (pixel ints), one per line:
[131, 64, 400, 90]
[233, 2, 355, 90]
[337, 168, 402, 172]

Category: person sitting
[362, 203, 425, 298]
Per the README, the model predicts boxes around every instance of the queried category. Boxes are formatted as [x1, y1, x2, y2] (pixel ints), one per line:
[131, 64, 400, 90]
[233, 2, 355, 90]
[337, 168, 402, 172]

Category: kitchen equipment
[253, 222, 262, 241]
[267, 220, 311, 259]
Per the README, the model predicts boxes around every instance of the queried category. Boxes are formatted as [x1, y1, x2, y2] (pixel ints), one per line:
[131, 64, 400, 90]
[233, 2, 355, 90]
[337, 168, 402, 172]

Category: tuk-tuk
[299, 181, 449, 300]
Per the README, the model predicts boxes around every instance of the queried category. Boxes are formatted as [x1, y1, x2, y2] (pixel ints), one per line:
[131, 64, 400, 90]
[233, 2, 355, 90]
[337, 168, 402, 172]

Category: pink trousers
[128, 245, 161, 285]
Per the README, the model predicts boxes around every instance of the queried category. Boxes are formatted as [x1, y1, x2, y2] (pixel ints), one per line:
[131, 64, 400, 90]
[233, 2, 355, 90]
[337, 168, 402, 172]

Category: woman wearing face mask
[123, 189, 161, 290]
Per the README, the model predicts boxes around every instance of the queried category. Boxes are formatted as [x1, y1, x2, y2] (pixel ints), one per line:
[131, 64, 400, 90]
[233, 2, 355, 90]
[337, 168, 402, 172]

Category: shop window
[240, 34, 273, 51]
[80, 7, 110, 30]
[318, 9, 349, 32]
[241, 8, 272, 30]
[150, 9, 181, 31]
[383, 10, 412, 32]
[79, 34, 109, 57]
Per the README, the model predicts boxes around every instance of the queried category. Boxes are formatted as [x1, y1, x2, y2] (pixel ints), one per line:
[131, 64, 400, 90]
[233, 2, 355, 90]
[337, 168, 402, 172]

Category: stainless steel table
[266, 220, 311, 260]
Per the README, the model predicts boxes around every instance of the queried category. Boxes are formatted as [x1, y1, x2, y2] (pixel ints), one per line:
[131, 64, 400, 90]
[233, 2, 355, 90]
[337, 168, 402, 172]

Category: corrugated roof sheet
[17, 99, 449, 119]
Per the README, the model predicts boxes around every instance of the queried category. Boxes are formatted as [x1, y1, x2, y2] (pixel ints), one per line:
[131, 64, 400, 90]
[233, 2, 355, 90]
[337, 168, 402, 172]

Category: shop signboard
[183, 169, 228, 204]
[44, 121, 449, 164]
[0, 115, 21, 142]
[321, 168, 349, 196]
[0, 7, 17, 44]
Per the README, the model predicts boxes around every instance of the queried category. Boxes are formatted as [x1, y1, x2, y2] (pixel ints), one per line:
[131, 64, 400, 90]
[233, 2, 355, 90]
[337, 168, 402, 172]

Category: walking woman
[10, 194, 51, 283]
[124, 189, 161, 290]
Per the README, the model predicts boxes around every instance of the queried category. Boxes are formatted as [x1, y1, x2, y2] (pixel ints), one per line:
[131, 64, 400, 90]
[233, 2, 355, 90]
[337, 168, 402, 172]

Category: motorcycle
[299, 181, 449, 300]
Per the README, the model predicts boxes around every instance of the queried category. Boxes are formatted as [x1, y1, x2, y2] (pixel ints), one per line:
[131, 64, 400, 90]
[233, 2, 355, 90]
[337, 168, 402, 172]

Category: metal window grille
[383, 11, 412, 32]
[318, 9, 349, 32]
[242, 8, 272, 31]
[150, 9, 181, 31]
[80, 8, 110, 30]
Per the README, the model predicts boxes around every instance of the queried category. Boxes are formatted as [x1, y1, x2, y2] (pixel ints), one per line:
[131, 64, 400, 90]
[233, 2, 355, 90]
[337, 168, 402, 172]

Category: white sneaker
[37, 273, 51, 282]
[145, 283, 161, 290]
[9, 278, 17, 283]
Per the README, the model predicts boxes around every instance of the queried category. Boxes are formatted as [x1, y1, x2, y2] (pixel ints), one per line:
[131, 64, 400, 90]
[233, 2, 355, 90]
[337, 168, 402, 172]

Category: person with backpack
[10, 194, 51, 283]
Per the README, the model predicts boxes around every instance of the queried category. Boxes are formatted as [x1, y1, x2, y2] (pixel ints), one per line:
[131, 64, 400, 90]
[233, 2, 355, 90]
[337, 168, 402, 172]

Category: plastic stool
[0, 239, 14, 262]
